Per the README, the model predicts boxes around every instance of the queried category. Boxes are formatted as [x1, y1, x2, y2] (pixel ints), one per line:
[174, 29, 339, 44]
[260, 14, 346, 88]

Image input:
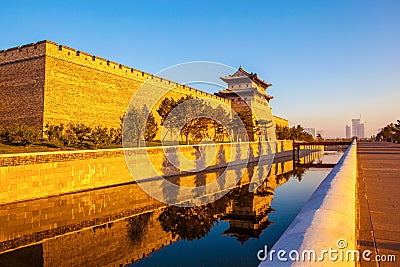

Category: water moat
[0, 150, 344, 267]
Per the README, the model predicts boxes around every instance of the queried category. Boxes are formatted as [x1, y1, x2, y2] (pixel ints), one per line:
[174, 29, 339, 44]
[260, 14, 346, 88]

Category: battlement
[1, 40, 231, 104]
[0, 40, 48, 63]
[45, 41, 231, 104]
[0, 40, 238, 132]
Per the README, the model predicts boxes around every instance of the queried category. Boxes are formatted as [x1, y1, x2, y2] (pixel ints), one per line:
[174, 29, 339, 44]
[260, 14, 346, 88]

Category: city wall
[273, 115, 289, 128]
[0, 40, 288, 143]
[0, 42, 47, 128]
[0, 41, 231, 131]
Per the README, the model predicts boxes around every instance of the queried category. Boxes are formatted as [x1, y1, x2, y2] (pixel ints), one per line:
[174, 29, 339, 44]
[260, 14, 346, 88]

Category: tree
[123, 105, 150, 147]
[276, 125, 291, 140]
[176, 98, 232, 144]
[289, 125, 313, 141]
[0, 125, 17, 144]
[156, 96, 193, 141]
[0, 124, 41, 146]
[176, 98, 208, 144]
[144, 110, 158, 143]
[181, 117, 211, 144]
[110, 127, 122, 144]
[376, 121, 400, 142]
[44, 124, 65, 144]
[19, 125, 41, 146]
[68, 123, 91, 145]
[90, 126, 112, 149]
[275, 124, 313, 141]
[156, 96, 215, 144]
[156, 97, 177, 125]
[62, 129, 78, 147]
[211, 105, 230, 142]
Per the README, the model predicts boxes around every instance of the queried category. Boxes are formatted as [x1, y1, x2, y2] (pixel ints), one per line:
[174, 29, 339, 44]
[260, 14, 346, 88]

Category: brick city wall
[0, 40, 231, 130]
[0, 41, 47, 128]
[273, 115, 289, 128]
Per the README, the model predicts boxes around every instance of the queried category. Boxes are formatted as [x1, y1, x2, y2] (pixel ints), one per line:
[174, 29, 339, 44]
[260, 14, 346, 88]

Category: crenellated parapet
[0, 40, 231, 104]
[44, 41, 230, 104]
[0, 40, 230, 129]
[0, 40, 47, 64]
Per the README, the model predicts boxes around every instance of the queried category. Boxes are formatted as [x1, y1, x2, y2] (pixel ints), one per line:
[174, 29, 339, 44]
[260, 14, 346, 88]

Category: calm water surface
[0, 151, 343, 267]
[132, 152, 343, 267]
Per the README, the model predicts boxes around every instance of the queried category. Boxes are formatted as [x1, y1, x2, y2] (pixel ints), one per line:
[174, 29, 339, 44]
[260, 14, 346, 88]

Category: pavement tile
[357, 142, 400, 267]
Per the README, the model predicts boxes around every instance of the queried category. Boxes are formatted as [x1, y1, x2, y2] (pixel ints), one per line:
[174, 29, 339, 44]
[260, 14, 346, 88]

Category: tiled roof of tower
[236, 66, 272, 89]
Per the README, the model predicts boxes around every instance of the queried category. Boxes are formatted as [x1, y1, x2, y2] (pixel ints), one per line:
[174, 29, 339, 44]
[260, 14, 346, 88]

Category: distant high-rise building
[357, 123, 365, 139]
[346, 125, 351, 139]
[352, 118, 360, 137]
[304, 128, 317, 138]
[350, 118, 365, 138]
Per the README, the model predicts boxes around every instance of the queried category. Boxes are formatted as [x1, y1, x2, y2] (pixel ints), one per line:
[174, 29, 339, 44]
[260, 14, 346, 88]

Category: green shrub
[0, 124, 41, 146]
[110, 127, 122, 144]
[0, 121, 124, 149]
[0, 124, 18, 144]
[68, 123, 91, 145]
[44, 124, 65, 144]
[90, 126, 112, 149]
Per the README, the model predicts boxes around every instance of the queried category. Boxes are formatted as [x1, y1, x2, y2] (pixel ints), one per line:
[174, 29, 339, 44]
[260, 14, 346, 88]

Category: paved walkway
[357, 142, 400, 266]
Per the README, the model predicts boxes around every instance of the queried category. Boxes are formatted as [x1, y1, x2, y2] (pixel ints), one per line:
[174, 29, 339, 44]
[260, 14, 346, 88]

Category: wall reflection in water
[0, 152, 322, 267]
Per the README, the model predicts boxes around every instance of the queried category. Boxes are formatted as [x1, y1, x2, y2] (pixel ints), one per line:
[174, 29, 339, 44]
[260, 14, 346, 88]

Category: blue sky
[1, 0, 399, 137]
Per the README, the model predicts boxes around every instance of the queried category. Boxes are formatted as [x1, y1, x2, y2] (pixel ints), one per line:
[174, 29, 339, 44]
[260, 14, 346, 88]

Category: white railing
[259, 140, 357, 266]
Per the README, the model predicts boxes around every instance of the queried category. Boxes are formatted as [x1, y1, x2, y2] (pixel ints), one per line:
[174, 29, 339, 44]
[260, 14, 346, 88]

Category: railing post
[292, 142, 296, 161]
[297, 146, 300, 163]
